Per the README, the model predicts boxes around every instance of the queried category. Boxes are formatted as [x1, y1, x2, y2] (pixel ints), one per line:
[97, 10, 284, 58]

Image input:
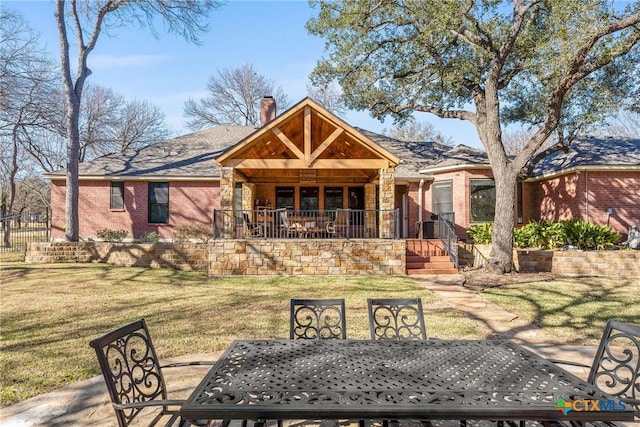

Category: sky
[4, 0, 484, 149]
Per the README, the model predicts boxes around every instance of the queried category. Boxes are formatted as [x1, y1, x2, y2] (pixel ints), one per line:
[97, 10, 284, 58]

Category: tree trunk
[488, 166, 517, 273]
[64, 99, 80, 241]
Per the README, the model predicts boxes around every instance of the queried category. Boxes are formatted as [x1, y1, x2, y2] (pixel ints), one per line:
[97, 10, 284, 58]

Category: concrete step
[407, 267, 459, 275]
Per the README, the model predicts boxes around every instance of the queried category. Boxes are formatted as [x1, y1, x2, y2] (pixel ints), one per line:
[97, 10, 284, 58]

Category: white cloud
[88, 54, 174, 70]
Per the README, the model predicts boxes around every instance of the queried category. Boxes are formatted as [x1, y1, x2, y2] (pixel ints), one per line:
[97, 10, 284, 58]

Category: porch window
[110, 182, 124, 210]
[324, 187, 343, 211]
[433, 180, 453, 215]
[276, 187, 294, 210]
[470, 179, 495, 222]
[148, 182, 169, 224]
[300, 187, 319, 211]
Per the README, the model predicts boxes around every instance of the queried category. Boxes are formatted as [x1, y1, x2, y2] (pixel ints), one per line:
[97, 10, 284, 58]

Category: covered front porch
[214, 98, 400, 240]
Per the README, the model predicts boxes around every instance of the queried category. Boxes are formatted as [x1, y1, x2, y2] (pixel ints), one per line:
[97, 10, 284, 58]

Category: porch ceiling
[217, 98, 398, 181]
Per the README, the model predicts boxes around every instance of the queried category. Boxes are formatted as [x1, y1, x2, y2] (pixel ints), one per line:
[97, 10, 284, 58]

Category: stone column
[378, 167, 396, 238]
[364, 183, 376, 237]
[242, 183, 255, 211]
[219, 167, 235, 238]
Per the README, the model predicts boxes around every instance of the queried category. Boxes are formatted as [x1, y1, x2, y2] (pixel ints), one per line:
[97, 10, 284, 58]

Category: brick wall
[50, 179, 220, 241]
[532, 171, 640, 240]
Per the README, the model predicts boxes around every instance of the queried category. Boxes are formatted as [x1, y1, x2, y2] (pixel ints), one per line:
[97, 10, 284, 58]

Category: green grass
[0, 262, 481, 407]
[481, 276, 640, 345]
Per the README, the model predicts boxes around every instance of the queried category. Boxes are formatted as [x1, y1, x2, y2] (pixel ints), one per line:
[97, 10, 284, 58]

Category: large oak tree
[307, 0, 640, 273]
[54, 0, 221, 241]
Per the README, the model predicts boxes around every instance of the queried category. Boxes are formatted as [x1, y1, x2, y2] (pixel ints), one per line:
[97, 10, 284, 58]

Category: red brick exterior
[50, 179, 220, 240]
[531, 170, 640, 239]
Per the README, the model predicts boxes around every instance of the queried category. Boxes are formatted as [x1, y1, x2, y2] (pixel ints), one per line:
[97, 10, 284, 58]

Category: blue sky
[5, 0, 483, 149]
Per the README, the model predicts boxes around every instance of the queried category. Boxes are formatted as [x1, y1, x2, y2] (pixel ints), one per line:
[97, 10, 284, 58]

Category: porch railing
[437, 212, 459, 269]
[213, 208, 400, 239]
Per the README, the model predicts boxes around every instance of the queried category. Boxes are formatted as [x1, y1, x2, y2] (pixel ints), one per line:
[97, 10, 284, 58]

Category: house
[44, 97, 640, 267]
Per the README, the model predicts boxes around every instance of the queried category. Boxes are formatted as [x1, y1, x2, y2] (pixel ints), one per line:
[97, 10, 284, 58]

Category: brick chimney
[260, 96, 276, 126]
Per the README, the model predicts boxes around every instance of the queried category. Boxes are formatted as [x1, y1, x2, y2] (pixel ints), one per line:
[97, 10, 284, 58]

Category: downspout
[418, 179, 425, 223]
[584, 170, 589, 222]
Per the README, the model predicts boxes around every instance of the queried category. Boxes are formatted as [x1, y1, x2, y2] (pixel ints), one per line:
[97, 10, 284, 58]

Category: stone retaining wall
[25, 241, 639, 277]
[26, 242, 208, 271]
[208, 239, 405, 275]
[460, 243, 640, 277]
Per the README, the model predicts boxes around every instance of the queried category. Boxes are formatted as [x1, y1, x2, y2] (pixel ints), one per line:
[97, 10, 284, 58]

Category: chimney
[260, 96, 276, 126]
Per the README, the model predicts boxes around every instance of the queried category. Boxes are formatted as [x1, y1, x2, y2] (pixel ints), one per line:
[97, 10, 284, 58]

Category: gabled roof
[529, 137, 640, 178]
[44, 126, 255, 180]
[417, 144, 490, 174]
[216, 97, 399, 170]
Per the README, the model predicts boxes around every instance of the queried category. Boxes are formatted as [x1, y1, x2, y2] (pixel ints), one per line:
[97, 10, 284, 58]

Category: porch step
[405, 239, 457, 275]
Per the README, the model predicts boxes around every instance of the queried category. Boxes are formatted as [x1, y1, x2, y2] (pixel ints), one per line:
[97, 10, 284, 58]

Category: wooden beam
[273, 128, 305, 160]
[227, 158, 390, 169]
[310, 127, 343, 164]
[304, 107, 311, 166]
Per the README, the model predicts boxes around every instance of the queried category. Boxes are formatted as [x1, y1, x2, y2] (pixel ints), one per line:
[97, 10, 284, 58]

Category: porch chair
[326, 208, 349, 238]
[89, 318, 225, 427]
[243, 213, 264, 238]
[549, 319, 640, 417]
[367, 297, 427, 340]
[277, 208, 306, 238]
[290, 298, 347, 340]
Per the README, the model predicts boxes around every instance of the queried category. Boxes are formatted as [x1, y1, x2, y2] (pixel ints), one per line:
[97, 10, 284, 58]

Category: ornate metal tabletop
[180, 339, 635, 422]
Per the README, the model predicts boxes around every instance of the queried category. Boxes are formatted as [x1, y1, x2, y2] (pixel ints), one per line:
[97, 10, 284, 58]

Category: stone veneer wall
[25, 241, 639, 277]
[26, 242, 208, 271]
[459, 243, 640, 277]
[208, 239, 406, 275]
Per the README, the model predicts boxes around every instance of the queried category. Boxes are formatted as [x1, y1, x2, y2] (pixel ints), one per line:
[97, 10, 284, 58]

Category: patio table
[180, 339, 636, 423]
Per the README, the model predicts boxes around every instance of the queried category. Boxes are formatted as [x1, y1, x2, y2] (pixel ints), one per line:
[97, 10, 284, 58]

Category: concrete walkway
[0, 276, 626, 426]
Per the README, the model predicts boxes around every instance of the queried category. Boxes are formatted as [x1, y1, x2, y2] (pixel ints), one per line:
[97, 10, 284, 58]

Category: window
[516, 181, 523, 224]
[470, 179, 495, 222]
[110, 182, 124, 210]
[148, 182, 169, 223]
[324, 187, 343, 211]
[300, 187, 319, 211]
[275, 187, 294, 210]
[433, 180, 453, 215]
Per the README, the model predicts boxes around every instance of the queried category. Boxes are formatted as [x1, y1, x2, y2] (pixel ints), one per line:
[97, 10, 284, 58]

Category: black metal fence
[0, 210, 50, 254]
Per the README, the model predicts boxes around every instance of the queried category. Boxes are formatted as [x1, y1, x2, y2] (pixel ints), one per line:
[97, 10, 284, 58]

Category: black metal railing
[437, 211, 459, 269]
[213, 208, 400, 239]
[0, 210, 50, 254]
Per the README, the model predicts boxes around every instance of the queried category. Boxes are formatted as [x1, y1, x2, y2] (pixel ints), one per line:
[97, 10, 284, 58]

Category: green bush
[562, 220, 621, 250]
[135, 231, 159, 243]
[468, 220, 620, 250]
[96, 228, 128, 242]
[513, 220, 565, 249]
[466, 222, 493, 244]
[173, 224, 211, 243]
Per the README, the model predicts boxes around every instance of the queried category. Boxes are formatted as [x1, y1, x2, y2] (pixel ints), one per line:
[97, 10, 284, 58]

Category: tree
[306, 81, 348, 118]
[78, 84, 170, 161]
[382, 118, 453, 146]
[602, 110, 640, 138]
[1, 9, 57, 247]
[307, 0, 640, 273]
[184, 63, 291, 129]
[54, 0, 221, 242]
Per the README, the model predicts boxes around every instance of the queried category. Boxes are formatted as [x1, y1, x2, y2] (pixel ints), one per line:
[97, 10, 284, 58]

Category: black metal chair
[550, 319, 640, 418]
[89, 318, 224, 427]
[243, 213, 264, 238]
[290, 298, 347, 339]
[367, 297, 427, 340]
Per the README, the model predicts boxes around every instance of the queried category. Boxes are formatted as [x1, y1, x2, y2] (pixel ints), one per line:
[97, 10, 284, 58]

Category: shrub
[513, 220, 565, 249]
[466, 222, 493, 244]
[173, 224, 211, 243]
[96, 228, 127, 242]
[562, 220, 621, 250]
[135, 231, 159, 243]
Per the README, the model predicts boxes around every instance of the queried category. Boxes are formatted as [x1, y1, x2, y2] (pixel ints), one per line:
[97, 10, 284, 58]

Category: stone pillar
[364, 183, 376, 237]
[242, 183, 255, 211]
[219, 167, 235, 238]
[378, 168, 395, 238]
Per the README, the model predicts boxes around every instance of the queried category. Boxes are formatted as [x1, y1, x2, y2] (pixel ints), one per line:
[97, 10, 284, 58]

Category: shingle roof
[530, 137, 640, 176]
[46, 126, 256, 178]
